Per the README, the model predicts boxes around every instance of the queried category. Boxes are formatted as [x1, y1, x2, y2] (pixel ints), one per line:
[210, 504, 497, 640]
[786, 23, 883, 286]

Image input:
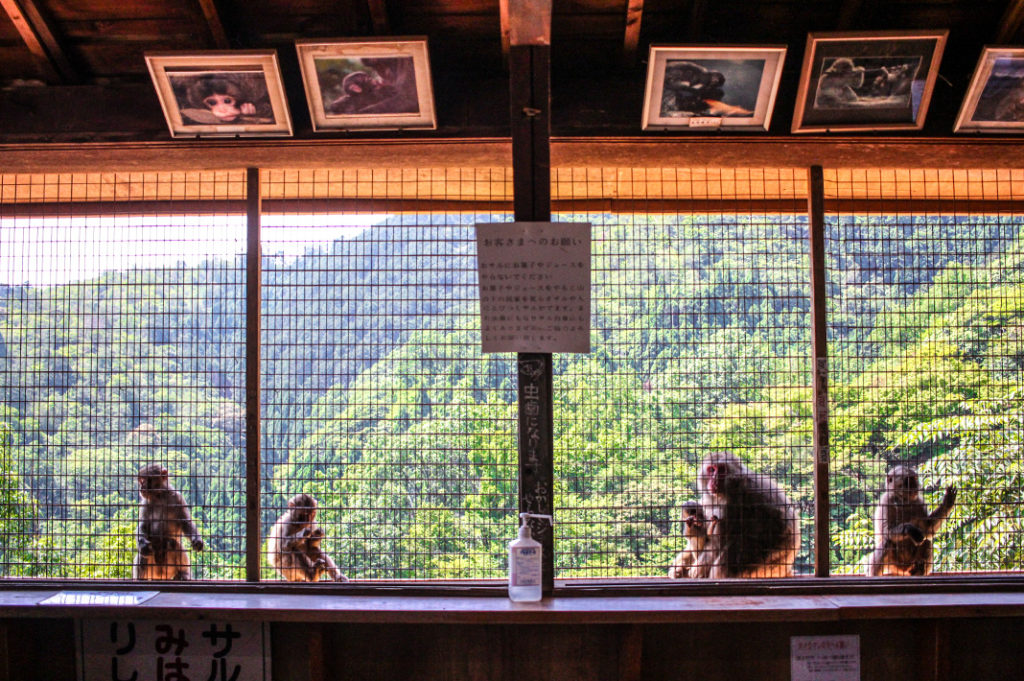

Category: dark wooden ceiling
[1, 0, 1022, 143]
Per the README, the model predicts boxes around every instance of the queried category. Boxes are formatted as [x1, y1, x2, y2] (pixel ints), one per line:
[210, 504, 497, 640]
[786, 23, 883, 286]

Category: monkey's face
[700, 456, 738, 497]
[203, 93, 242, 122]
[138, 471, 168, 499]
[681, 502, 705, 529]
[887, 466, 920, 500]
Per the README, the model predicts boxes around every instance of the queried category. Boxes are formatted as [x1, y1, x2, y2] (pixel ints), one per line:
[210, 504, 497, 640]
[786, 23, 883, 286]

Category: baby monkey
[668, 501, 710, 578]
[866, 465, 957, 576]
[268, 493, 347, 582]
[133, 463, 204, 580]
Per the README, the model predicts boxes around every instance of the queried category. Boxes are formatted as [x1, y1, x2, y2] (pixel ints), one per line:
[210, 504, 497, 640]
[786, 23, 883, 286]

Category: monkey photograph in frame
[641, 45, 786, 131]
[954, 47, 1024, 133]
[144, 50, 293, 138]
[296, 37, 436, 132]
[792, 30, 947, 133]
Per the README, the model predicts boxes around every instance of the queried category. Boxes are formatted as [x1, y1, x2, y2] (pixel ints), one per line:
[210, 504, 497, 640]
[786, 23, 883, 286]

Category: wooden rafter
[0, 0, 78, 83]
[623, 0, 644, 67]
[499, 0, 511, 59]
[995, 0, 1024, 42]
[367, 0, 390, 35]
[195, 0, 230, 49]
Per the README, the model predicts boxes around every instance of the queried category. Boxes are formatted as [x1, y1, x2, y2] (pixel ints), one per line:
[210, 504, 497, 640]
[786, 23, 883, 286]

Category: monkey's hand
[191, 538, 204, 552]
[942, 485, 957, 507]
[241, 102, 256, 115]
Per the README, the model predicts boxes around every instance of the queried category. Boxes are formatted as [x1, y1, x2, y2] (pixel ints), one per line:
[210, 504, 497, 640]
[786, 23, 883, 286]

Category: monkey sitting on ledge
[668, 501, 710, 578]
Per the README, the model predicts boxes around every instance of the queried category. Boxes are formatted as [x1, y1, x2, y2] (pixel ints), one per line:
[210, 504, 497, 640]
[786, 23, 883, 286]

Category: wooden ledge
[3, 588, 1023, 625]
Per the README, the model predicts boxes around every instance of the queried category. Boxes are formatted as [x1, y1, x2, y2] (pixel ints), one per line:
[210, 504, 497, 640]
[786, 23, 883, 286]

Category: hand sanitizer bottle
[508, 512, 552, 602]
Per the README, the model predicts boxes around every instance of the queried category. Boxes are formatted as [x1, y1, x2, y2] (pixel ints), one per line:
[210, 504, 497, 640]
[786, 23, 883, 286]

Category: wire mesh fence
[826, 169, 1024, 575]
[0, 166, 1021, 582]
[0, 171, 248, 579]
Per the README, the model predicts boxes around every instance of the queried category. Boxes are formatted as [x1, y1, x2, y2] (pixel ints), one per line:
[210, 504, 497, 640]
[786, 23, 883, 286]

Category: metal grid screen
[0, 172, 248, 579]
[827, 169, 1024, 575]
[259, 168, 518, 581]
[552, 168, 814, 578]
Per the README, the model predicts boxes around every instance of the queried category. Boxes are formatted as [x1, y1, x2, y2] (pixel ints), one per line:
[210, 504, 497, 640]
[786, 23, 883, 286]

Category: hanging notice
[791, 635, 860, 681]
[78, 619, 269, 681]
[475, 221, 591, 353]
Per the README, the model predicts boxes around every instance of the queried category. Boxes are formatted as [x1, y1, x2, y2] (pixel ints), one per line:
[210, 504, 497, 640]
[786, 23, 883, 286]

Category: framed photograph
[792, 30, 947, 133]
[954, 47, 1024, 133]
[641, 45, 786, 131]
[144, 51, 292, 138]
[296, 37, 436, 131]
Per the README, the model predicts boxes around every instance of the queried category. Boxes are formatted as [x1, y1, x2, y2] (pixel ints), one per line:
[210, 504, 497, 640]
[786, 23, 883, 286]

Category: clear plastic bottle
[508, 513, 552, 602]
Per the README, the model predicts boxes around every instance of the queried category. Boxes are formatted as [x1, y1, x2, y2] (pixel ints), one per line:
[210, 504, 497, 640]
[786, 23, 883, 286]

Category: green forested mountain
[0, 212, 1021, 579]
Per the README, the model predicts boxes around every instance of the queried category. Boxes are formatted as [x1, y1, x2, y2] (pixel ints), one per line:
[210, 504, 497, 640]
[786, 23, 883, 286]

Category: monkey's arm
[177, 494, 204, 551]
[921, 486, 957, 538]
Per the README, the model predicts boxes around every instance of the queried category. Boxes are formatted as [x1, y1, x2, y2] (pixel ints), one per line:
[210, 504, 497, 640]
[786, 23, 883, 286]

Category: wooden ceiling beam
[995, 0, 1024, 42]
[0, 0, 78, 83]
[195, 0, 231, 49]
[623, 0, 644, 68]
[367, 0, 390, 35]
[499, 0, 511, 60]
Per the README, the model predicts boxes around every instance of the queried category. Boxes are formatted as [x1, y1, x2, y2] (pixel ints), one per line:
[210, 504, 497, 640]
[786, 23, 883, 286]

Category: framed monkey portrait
[792, 30, 948, 133]
[296, 37, 437, 132]
[954, 47, 1024, 133]
[641, 45, 787, 131]
[144, 50, 293, 138]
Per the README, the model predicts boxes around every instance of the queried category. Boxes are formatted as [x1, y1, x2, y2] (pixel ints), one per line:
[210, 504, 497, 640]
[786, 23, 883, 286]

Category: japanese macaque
[668, 501, 709, 578]
[133, 464, 204, 580]
[694, 452, 800, 578]
[866, 465, 956, 576]
[268, 494, 347, 582]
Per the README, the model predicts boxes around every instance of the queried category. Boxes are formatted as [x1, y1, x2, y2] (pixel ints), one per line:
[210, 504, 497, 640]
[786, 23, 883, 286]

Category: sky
[0, 213, 390, 287]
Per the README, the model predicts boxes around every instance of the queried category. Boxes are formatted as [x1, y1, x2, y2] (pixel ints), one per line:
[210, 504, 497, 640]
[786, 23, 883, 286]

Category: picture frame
[296, 37, 436, 132]
[791, 30, 948, 133]
[641, 45, 787, 131]
[144, 50, 293, 138]
[954, 47, 1024, 133]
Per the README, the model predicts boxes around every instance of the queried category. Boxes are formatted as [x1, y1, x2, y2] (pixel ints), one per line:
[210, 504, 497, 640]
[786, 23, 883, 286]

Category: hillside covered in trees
[0, 211, 1021, 579]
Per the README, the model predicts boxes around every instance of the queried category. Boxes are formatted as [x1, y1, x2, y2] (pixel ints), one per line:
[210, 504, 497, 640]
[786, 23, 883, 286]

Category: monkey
[175, 74, 274, 125]
[866, 465, 956, 576]
[693, 452, 800, 578]
[668, 501, 710, 578]
[660, 60, 727, 116]
[814, 57, 867, 108]
[870, 522, 929, 576]
[324, 70, 394, 115]
[268, 493, 347, 582]
[133, 463, 204, 580]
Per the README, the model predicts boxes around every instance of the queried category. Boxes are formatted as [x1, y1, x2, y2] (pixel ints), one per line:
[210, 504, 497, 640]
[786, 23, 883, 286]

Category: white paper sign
[42, 590, 159, 606]
[791, 635, 860, 681]
[78, 619, 269, 681]
[475, 221, 591, 353]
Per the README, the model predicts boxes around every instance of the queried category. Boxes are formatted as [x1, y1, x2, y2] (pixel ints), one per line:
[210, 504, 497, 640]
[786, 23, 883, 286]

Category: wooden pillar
[509, 40, 554, 594]
[245, 167, 262, 582]
[808, 164, 830, 577]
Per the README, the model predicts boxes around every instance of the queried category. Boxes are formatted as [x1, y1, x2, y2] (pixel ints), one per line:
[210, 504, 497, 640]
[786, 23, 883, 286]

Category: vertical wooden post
[245, 167, 262, 582]
[509, 42, 554, 595]
[808, 165, 830, 577]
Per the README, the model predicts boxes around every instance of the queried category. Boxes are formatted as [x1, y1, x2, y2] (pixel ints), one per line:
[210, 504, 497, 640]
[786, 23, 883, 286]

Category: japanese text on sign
[475, 222, 591, 353]
[78, 619, 269, 681]
[791, 635, 860, 681]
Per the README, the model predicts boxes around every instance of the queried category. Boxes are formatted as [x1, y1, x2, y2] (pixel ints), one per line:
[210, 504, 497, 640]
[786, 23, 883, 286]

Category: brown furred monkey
[694, 452, 800, 578]
[668, 501, 709, 578]
[268, 493, 347, 582]
[866, 465, 956, 576]
[133, 463, 204, 580]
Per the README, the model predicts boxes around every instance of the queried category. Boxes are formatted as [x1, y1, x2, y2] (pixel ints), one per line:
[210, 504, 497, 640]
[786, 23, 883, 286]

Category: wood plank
[195, 0, 230, 48]
[0, 0, 78, 82]
[808, 165, 830, 579]
[623, 0, 643, 67]
[367, 0, 390, 34]
[996, 0, 1024, 42]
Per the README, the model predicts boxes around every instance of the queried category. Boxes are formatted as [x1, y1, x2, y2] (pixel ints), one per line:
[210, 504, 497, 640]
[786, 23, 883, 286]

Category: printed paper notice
[475, 222, 591, 353]
[42, 590, 159, 606]
[791, 635, 860, 681]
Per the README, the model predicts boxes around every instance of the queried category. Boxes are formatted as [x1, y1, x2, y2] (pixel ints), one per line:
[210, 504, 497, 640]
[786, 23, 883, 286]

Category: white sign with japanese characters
[791, 635, 860, 681]
[475, 221, 591, 353]
[78, 619, 269, 681]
